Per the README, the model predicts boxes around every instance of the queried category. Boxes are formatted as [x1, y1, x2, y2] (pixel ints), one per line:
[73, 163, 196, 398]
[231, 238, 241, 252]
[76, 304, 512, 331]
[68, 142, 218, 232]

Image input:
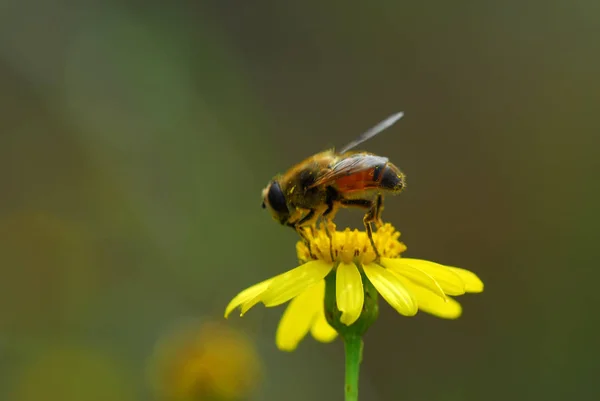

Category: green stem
[324, 269, 376, 401]
[344, 335, 363, 401]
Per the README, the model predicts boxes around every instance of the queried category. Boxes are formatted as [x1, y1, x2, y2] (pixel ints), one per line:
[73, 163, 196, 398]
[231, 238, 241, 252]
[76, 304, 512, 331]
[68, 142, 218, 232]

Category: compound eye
[267, 181, 288, 214]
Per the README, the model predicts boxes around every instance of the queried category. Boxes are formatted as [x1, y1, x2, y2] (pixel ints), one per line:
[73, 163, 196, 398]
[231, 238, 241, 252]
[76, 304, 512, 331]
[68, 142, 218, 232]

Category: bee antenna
[339, 112, 404, 154]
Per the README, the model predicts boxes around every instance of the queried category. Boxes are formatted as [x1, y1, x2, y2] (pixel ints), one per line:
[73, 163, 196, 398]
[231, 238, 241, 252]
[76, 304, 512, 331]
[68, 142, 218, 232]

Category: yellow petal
[224, 277, 274, 318]
[336, 262, 364, 325]
[363, 263, 417, 316]
[381, 257, 447, 301]
[400, 277, 463, 319]
[447, 266, 484, 293]
[261, 260, 333, 307]
[310, 281, 338, 343]
[275, 281, 322, 351]
[240, 294, 263, 316]
[398, 258, 466, 296]
[310, 311, 338, 343]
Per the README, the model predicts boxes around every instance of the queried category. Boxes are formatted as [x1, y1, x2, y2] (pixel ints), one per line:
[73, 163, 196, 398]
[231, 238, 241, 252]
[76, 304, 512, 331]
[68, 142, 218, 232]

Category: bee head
[261, 179, 290, 225]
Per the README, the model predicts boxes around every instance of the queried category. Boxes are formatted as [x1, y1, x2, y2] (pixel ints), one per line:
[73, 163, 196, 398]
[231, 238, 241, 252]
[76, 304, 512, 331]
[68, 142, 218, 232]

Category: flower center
[296, 223, 407, 265]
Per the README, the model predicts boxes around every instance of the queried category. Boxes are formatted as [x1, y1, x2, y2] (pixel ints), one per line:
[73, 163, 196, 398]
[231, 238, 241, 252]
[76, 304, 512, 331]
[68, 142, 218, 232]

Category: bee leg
[296, 209, 317, 227]
[363, 205, 381, 258]
[322, 203, 339, 261]
[374, 194, 384, 229]
[298, 207, 329, 258]
[293, 209, 316, 258]
[338, 198, 380, 257]
[295, 226, 316, 258]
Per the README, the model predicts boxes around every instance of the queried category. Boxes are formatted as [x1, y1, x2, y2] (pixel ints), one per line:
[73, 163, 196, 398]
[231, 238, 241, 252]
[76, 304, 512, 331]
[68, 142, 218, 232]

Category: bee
[261, 112, 406, 257]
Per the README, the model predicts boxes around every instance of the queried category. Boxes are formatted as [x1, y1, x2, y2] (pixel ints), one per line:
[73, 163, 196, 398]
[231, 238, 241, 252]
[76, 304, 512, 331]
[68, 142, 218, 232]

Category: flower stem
[344, 334, 363, 401]
[324, 269, 377, 401]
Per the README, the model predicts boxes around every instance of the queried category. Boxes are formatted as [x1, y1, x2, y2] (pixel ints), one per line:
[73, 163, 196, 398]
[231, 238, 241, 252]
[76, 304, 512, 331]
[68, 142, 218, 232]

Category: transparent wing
[338, 112, 404, 154]
[310, 154, 389, 188]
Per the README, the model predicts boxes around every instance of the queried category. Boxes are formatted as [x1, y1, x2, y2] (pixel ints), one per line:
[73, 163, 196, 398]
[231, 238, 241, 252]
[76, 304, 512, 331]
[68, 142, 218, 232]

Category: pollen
[296, 223, 407, 265]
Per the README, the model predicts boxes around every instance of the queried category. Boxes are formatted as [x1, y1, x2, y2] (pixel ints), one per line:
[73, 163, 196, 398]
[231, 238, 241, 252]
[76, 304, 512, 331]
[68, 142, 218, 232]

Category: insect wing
[310, 154, 388, 188]
[338, 112, 404, 154]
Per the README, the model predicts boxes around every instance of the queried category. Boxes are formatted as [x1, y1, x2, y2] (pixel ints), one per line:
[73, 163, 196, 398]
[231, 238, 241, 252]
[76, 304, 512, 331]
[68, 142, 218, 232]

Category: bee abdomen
[379, 164, 405, 193]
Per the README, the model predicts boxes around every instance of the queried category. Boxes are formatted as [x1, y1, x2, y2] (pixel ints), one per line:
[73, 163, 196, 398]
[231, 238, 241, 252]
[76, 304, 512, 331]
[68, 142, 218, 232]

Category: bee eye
[267, 181, 288, 214]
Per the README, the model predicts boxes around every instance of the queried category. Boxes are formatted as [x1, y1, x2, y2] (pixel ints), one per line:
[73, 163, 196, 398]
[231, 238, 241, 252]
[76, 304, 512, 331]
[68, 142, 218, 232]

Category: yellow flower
[225, 223, 483, 352]
[148, 320, 262, 401]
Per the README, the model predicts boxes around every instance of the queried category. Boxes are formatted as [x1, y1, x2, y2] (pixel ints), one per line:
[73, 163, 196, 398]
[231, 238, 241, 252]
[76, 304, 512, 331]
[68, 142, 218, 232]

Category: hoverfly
[261, 112, 406, 256]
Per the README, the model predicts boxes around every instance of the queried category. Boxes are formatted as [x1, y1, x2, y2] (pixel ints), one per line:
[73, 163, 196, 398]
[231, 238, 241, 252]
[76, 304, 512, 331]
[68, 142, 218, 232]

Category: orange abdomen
[335, 164, 405, 193]
[335, 168, 379, 192]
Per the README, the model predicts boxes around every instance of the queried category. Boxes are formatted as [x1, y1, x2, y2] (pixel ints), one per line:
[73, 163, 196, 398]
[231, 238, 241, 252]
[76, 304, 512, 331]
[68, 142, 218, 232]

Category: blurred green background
[1, 1, 599, 400]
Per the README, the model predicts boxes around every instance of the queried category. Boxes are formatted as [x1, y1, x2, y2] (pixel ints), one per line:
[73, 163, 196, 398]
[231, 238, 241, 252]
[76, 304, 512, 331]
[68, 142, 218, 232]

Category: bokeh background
[2, 1, 599, 400]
